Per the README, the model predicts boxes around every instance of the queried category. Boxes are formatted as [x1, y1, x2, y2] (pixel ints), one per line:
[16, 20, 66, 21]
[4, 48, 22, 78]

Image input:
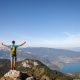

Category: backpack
[10, 45, 16, 56]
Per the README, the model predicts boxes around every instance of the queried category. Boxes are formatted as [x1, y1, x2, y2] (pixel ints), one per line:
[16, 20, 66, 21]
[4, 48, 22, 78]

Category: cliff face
[0, 59, 73, 80]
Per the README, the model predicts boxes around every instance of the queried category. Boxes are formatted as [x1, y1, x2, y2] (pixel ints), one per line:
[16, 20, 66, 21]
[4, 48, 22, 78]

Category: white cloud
[62, 33, 80, 48]
[27, 32, 80, 48]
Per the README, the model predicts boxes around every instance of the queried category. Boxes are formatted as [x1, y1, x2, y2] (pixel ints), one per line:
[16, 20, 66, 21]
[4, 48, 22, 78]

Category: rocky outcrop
[4, 70, 20, 78]
[0, 70, 35, 80]
[0, 59, 73, 80]
[0, 70, 21, 80]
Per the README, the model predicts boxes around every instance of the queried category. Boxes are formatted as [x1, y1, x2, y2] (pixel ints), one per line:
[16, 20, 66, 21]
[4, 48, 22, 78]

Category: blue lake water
[59, 63, 80, 73]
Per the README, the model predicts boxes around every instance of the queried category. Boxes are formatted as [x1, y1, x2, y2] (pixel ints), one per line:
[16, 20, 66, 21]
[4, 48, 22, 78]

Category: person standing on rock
[2, 41, 26, 70]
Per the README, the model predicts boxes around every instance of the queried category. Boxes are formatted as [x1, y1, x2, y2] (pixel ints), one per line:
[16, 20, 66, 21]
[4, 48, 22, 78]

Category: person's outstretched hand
[2, 43, 3, 45]
[24, 41, 26, 44]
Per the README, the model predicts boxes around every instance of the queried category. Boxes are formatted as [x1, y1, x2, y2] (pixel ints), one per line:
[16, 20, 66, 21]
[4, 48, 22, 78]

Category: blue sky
[0, 0, 80, 48]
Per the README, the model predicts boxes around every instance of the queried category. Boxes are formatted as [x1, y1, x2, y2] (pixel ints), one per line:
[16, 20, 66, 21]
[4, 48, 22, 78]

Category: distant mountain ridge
[67, 47, 80, 52]
[1, 47, 80, 58]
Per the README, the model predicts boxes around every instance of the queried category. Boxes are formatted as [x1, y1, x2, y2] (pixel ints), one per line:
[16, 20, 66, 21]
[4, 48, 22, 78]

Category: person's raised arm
[2, 43, 8, 47]
[19, 41, 26, 47]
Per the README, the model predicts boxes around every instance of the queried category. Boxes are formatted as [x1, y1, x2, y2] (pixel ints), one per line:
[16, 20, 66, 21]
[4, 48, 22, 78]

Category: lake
[59, 63, 80, 73]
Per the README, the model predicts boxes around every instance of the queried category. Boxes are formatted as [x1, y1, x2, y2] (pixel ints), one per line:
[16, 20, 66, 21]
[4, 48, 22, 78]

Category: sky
[0, 0, 80, 48]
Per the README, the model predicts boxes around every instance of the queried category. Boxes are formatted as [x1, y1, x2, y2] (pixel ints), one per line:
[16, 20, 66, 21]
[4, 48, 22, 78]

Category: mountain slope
[0, 59, 73, 80]
[1, 47, 80, 70]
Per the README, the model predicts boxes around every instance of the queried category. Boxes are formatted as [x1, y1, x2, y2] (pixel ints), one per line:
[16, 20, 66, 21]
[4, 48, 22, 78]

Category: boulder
[4, 70, 21, 78]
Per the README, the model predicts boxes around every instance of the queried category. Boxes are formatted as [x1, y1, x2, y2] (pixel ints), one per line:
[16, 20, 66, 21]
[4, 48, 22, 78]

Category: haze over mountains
[67, 47, 80, 52]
